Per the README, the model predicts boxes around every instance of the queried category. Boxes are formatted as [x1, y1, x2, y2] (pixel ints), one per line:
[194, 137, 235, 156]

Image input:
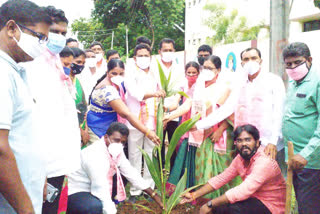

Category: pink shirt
[208, 147, 286, 214]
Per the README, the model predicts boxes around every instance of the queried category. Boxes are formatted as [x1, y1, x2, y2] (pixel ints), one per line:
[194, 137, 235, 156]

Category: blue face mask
[47, 32, 66, 55]
[63, 67, 71, 76]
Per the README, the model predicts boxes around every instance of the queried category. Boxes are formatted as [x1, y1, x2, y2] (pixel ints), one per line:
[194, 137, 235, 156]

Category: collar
[240, 146, 264, 164]
[0, 49, 26, 74]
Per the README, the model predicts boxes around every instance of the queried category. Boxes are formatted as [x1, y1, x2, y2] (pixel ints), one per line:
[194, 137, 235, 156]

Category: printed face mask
[136, 56, 151, 69]
[46, 32, 66, 55]
[13, 25, 46, 59]
[286, 62, 310, 81]
[71, 63, 84, 75]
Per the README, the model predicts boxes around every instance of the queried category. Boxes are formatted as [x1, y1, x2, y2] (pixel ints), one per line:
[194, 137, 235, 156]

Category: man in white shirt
[124, 44, 166, 198]
[90, 41, 108, 79]
[153, 38, 185, 169]
[67, 122, 162, 214]
[0, 1, 51, 213]
[21, 6, 81, 214]
[195, 47, 286, 161]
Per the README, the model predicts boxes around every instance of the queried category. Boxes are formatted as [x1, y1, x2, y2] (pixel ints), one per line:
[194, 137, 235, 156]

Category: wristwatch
[207, 200, 213, 208]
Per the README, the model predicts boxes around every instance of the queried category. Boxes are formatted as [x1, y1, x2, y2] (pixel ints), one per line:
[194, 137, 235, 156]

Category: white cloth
[152, 56, 185, 121]
[78, 66, 105, 103]
[68, 139, 149, 214]
[127, 129, 155, 196]
[124, 65, 159, 130]
[21, 49, 81, 178]
[0, 50, 45, 214]
[196, 70, 285, 150]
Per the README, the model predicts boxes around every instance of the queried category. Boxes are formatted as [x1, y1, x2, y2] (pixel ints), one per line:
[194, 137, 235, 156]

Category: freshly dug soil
[117, 198, 209, 214]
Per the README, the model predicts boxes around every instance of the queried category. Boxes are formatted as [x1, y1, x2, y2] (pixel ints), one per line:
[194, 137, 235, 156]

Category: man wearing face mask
[90, 41, 108, 78]
[124, 43, 166, 200]
[21, 5, 81, 214]
[195, 48, 286, 163]
[67, 122, 163, 214]
[154, 38, 185, 170]
[0, 0, 52, 213]
[282, 42, 320, 214]
[180, 125, 286, 214]
[197, 44, 212, 67]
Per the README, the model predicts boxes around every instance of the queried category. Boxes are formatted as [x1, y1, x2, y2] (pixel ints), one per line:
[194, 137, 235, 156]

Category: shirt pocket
[292, 97, 307, 114]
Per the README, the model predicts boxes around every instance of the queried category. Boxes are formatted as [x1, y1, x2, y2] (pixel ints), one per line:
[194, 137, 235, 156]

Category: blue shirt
[0, 50, 45, 213]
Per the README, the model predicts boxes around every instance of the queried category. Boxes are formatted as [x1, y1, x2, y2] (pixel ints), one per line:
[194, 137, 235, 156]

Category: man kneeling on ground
[67, 122, 163, 214]
[181, 124, 286, 214]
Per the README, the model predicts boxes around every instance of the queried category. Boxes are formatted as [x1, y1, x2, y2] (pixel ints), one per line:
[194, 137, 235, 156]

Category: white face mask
[96, 53, 104, 62]
[13, 25, 46, 59]
[161, 51, 175, 63]
[110, 75, 124, 86]
[86, 58, 97, 68]
[136, 56, 151, 70]
[108, 141, 124, 159]
[243, 61, 261, 76]
[199, 69, 216, 81]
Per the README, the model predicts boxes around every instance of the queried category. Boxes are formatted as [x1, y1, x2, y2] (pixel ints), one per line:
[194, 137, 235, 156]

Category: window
[188, 2, 191, 8]
[303, 20, 320, 32]
[192, 39, 196, 45]
[193, 0, 196, 6]
[198, 38, 201, 44]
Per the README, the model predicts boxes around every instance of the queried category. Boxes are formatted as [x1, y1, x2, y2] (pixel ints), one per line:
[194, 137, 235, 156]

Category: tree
[314, 0, 320, 8]
[204, 3, 265, 46]
[71, 0, 185, 57]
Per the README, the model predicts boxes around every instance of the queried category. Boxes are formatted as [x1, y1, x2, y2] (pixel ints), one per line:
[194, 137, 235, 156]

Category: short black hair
[90, 41, 103, 49]
[240, 47, 261, 60]
[206, 55, 222, 69]
[0, 0, 52, 29]
[134, 43, 151, 56]
[106, 49, 119, 60]
[66, 38, 77, 45]
[44, 5, 68, 24]
[185, 61, 200, 73]
[59, 46, 74, 58]
[282, 42, 311, 60]
[84, 49, 94, 55]
[233, 124, 260, 142]
[136, 36, 151, 46]
[159, 38, 175, 50]
[198, 45, 212, 55]
[106, 122, 129, 137]
[70, 47, 85, 58]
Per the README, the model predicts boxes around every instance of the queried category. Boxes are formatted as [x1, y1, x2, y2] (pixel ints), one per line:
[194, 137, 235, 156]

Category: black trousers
[161, 120, 178, 170]
[67, 192, 102, 214]
[293, 168, 320, 214]
[212, 197, 271, 214]
[42, 175, 65, 214]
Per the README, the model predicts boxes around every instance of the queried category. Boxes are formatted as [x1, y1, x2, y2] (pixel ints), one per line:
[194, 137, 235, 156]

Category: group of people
[0, 0, 319, 214]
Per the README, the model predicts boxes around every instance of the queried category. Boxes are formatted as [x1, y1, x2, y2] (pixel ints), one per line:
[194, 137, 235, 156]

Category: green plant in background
[138, 62, 202, 213]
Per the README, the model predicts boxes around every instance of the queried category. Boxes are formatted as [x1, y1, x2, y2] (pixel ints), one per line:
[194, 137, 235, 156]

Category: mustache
[240, 146, 251, 152]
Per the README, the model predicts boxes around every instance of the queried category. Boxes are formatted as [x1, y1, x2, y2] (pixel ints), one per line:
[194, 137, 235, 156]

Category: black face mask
[198, 56, 205, 65]
[237, 142, 259, 161]
[71, 63, 84, 75]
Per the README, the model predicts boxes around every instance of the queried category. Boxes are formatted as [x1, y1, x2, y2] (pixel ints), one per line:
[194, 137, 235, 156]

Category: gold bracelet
[151, 191, 157, 197]
[145, 129, 150, 137]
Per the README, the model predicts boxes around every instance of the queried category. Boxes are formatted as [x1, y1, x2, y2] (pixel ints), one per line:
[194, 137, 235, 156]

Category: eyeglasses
[18, 24, 48, 44]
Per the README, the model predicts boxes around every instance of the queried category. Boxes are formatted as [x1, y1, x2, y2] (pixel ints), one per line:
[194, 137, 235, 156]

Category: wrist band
[145, 129, 150, 137]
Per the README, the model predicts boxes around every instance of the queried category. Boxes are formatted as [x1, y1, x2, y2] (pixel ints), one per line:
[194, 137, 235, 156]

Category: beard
[238, 144, 258, 160]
